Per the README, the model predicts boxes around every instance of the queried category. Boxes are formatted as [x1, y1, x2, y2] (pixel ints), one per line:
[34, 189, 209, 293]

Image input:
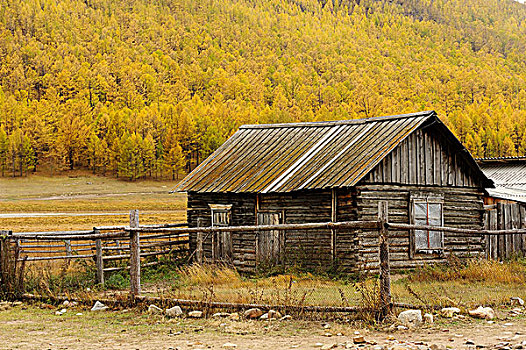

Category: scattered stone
[244, 308, 263, 319]
[424, 313, 434, 324]
[398, 309, 423, 328]
[353, 336, 366, 344]
[469, 306, 496, 320]
[391, 346, 409, 350]
[213, 312, 230, 318]
[90, 301, 108, 312]
[75, 313, 83, 316]
[511, 297, 525, 306]
[166, 306, 183, 317]
[324, 333, 333, 337]
[260, 310, 282, 320]
[229, 312, 240, 321]
[62, 300, 71, 307]
[188, 310, 203, 318]
[466, 340, 475, 345]
[55, 310, 64, 316]
[321, 344, 337, 350]
[12, 301, 22, 307]
[222, 343, 237, 348]
[430, 345, 446, 350]
[148, 304, 163, 314]
[397, 325, 408, 331]
[280, 315, 292, 321]
[314, 343, 324, 348]
[441, 307, 461, 318]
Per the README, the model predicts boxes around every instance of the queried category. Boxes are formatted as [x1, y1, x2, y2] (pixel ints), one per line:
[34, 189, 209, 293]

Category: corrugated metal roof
[479, 160, 526, 203]
[175, 110, 485, 193]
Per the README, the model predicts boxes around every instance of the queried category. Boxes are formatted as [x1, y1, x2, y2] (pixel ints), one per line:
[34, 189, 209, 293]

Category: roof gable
[175, 111, 491, 193]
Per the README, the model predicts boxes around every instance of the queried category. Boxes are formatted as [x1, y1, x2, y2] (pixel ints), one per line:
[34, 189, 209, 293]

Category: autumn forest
[1, 0, 526, 180]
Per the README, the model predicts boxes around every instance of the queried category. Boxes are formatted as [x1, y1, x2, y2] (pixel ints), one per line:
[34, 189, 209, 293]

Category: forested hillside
[1, 0, 526, 179]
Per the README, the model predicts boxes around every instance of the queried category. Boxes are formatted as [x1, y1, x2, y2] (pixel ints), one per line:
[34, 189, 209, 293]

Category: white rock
[321, 344, 337, 350]
[229, 312, 240, 321]
[212, 312, 230, 318]
[222, 343, 237, 348]
[511, 297, 525, 306]
[424, 313, 434, 324]
[280, 315, 292, 321]
[244, 308, 263, 319]
[62, 300, 71, 307]
[468, 306, 495, 320]
[188, 310, 203, 318]
[59, 308, 67, 314]
[398, 309, 423, 327]
[148, 304, 163, 314]
[166, 306, 183, 317]
[90, 301, 109, 312]
[441, 307, 461, 318]
[75, 313, 83, 316]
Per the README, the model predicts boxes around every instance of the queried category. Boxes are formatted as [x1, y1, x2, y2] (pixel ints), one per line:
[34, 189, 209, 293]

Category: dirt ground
[0, 302, 525, 350]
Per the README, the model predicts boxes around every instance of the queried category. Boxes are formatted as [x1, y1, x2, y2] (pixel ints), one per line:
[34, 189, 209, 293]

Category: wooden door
[256, 213, 283, 264]
[212, 209, 232, 263]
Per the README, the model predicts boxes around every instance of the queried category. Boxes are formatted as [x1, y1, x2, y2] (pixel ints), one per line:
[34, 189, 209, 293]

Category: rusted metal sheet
[174, 111, 476, 193]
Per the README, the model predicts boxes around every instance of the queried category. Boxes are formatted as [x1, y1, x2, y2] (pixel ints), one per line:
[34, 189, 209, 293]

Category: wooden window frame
[409, 193, 444, 257]
[209, 204, 232, 227]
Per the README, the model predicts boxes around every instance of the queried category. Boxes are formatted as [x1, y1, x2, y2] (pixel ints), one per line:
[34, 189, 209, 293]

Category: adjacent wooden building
[175, 111, 493, 273]
[478, 157, 526, 259]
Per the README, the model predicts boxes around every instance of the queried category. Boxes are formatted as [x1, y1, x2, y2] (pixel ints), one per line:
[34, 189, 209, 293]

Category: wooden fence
[484, 202, 526, 260]
[3, 202, 526, 315]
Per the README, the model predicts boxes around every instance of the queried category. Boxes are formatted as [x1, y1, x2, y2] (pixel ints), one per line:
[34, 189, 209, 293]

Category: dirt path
[1, 303, 525, 350]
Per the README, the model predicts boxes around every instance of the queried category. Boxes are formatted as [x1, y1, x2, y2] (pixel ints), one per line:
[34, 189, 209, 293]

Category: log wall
[353, 184, 485, 271]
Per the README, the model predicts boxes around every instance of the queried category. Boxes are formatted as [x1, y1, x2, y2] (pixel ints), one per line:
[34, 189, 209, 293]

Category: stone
[313, 343, 324, 348]
[229, 312, 240, 321]
[441, 307, 461, 318]
[260, 310, 282, 320]
[430, 345, 446, 350]
[62, 300, 71, 307]
[75, 313, 83, 316]
[353, 336, 366, 344]
[398, 309, 423, 328]
[59, 308, 67, 314]
[90, 301, 108, 312]
[222, 343, 237, 348]
[468, 306, 496, 320]
[424, 313, 434, 324]
[511, 297, 525, 306]
[212, 312, 230, 318]
[148, 304, 163, 314]
[188, 310, 203, 318]
[280, 315, 292, 321]
[321, 344, 337, 350]
[166, 306, 183, 317]
[397, 325, 408, 331]
[244, 308, 263, 319]
[392, 346, 409, 350]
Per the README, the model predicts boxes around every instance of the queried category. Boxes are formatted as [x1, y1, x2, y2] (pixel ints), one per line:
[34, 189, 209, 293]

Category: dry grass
[0, 173, 186, 232]
[409, 258, 526, 284]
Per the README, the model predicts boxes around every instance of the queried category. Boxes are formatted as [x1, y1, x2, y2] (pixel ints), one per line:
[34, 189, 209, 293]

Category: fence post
[378, 201, 392, 319]
[129, 209, 141, 296]
[95, 231, 104, 285]
[65, 240, 72, 257]
[196, 232, 204, 264]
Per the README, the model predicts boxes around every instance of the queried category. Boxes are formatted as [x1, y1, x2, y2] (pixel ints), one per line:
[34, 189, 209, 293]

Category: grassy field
[0, 173, 187, 232]
[3, 173, 526, 312]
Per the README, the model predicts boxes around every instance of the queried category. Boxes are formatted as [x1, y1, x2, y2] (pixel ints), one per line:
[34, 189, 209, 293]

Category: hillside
[1, 0, 526, 179]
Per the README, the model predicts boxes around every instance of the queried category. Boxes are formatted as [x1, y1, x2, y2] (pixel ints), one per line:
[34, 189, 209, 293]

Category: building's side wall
[349, 126, 486, 271]
[258, 190, 333, 270]
[362, 128, 483, 188]
[354, 184, 485, 271]
[187, 192, 257, 272]
[335, 187, 360, 271]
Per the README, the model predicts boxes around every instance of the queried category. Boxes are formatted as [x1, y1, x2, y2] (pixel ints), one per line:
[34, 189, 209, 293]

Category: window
[411, 195, 444, 253]
[209, 204, 232, 227]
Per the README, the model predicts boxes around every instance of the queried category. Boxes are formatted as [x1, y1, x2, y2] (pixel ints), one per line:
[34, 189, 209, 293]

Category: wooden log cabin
[174, 111, 494, 273]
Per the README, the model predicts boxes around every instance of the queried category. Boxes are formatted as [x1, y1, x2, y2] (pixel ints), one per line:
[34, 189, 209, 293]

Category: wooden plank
[129, 209, 141, 296]
[95, 237, 104, 285]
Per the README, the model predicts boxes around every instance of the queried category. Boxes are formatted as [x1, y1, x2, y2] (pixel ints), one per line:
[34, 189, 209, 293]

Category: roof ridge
[239, 110, 436, 129]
